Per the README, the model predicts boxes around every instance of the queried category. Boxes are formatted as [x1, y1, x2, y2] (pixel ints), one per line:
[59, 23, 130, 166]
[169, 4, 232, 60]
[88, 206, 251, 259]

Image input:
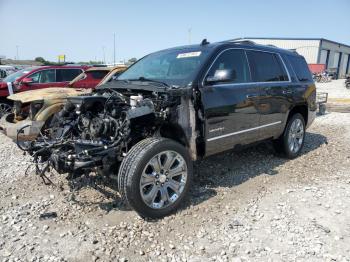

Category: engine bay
[25, 87, 182, 179]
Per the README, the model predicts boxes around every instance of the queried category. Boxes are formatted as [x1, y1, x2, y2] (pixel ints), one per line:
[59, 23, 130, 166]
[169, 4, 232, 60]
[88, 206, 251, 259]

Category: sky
[1, 0, 350, 63]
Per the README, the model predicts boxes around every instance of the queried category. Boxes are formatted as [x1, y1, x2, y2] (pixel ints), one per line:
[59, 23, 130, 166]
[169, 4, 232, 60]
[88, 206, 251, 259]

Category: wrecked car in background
[0, 65, 17, 80]
[0, 66, 127, 141]
[15, 40, 316, 219]
[0, 65, 89, 117]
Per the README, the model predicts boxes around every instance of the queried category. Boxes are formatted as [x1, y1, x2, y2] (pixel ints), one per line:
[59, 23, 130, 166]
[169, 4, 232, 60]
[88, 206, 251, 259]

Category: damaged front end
[0, 88, 92, 141]
[23, 86, 192, 181]
[0, 100, 45, 141]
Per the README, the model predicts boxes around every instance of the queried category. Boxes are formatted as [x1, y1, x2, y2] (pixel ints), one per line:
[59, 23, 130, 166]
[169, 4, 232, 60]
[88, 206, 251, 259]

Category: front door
[19, 69, 58, 91]
[200, 48, 261, 156]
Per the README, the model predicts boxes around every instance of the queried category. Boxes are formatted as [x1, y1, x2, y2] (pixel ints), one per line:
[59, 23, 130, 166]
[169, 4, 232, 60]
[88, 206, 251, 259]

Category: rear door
[245, 50, 291, 140]
[200, 48, 261, 156]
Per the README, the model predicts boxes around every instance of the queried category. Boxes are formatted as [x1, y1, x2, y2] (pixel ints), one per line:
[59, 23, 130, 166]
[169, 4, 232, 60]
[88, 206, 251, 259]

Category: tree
[35, 57, 46, 64]
[128, 58, 137, 64]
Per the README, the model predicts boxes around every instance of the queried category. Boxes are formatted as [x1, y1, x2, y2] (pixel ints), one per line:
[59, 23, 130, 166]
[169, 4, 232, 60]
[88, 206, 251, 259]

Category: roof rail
[288, 49, 299, 54]
[228, 40, 256, 45]
[201, 39, 210, 46]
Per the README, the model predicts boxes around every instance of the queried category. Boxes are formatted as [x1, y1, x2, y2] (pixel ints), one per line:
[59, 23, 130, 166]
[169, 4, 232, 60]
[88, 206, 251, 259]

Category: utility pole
[113, 33, 116, 66]
[102, 46, 106, 64]
[16, 45, 19, 60]
[188, 28, 192, 45]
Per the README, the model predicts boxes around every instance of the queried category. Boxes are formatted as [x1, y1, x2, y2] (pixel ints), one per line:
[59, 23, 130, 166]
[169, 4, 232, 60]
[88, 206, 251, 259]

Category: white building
[235, 37, 350, 78]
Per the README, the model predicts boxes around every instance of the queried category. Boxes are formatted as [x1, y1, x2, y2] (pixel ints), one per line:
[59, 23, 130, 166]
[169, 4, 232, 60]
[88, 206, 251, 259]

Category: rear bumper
[0, 113, 45, 141]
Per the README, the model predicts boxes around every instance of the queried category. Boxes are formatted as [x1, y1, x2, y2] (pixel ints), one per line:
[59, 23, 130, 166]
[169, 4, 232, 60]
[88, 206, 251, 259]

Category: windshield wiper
[127, 77, 170, 88]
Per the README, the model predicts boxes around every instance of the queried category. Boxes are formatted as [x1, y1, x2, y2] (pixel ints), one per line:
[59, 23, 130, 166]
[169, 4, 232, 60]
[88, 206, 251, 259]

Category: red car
[0, 65, 89, 115]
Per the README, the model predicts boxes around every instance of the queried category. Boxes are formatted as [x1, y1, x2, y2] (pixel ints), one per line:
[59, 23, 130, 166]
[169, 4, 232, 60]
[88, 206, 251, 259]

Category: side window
[39, 69, 56, 83]
[206, 49, 251, 84]
[28, 69, 56, 83]
[89, 71, 109, 79]
[28, 71, 41, 83]
[246, 51, 289, 82]
[288, 56, 313, 82]
[56, 69, 83, 82]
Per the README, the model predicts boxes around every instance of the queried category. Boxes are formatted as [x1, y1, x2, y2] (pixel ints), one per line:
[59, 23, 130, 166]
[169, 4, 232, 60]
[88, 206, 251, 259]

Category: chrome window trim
[201, 47, 292, 87]
[207, 121, 282, 142]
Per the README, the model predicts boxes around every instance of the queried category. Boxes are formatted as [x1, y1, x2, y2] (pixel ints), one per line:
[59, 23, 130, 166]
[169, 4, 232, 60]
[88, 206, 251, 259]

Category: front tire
[0, 100, 12, 118]
[118, 138, 193, 219]
[273, 113, 306, 159]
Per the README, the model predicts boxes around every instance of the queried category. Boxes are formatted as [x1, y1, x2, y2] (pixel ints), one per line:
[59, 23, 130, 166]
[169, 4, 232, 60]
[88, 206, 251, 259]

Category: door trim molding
[207, 121, 282, 142]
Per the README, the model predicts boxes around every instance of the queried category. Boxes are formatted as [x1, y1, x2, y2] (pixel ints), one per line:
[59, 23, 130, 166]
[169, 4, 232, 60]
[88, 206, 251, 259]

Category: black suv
[24, 40, 316, 218]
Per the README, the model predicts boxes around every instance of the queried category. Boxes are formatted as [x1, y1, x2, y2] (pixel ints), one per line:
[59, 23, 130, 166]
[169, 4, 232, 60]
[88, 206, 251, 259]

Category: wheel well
[159, 123, 188, 147]
[288, 105, 308, 125]
[0, 98, 12, 106]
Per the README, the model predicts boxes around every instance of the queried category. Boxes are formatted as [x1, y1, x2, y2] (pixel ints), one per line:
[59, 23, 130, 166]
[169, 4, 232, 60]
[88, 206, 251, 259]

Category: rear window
[88, 71, 109, 80]
[288, 56, 313, 82]
[56, 69, 82, 82]
[246, 50, 289, 82]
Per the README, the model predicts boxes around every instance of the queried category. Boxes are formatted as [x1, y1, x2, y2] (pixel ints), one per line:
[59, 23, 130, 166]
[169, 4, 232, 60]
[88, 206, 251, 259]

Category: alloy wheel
[140, 150, 188, 209]
[287, 118, 304, 154]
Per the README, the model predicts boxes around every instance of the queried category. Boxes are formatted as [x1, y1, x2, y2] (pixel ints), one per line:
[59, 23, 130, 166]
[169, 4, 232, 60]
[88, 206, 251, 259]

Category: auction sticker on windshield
[177, 51, 201, 59]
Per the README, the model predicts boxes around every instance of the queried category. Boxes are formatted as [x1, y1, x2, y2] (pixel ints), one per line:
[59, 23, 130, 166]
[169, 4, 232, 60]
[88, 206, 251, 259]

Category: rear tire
[273, 113, 306, 159]
[118, 137, 193, 219]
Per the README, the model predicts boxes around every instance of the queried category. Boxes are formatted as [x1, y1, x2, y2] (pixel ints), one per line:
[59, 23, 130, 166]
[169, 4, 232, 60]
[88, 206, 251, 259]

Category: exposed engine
[25, 88, 181, 179]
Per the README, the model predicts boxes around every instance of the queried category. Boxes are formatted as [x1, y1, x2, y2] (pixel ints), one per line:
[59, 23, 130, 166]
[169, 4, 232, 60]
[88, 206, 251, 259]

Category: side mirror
[206, 69, 236, 84]
[21, 77, 33, 85]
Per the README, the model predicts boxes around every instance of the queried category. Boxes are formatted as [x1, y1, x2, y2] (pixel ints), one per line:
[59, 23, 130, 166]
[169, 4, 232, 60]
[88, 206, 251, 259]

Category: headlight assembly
[29, 100, 44, 120]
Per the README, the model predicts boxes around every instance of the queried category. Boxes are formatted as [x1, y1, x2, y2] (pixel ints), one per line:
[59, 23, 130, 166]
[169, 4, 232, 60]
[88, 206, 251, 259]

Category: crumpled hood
[7, 88, 92, 103]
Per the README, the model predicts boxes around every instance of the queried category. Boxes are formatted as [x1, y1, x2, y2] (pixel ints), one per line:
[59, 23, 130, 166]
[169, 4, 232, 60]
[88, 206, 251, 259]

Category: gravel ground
[1, 112, 350, 262]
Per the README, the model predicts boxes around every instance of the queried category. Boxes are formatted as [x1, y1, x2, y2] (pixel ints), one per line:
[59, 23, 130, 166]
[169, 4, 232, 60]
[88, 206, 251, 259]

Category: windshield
[2, 67, 36, 83]
[118, 49, 209, 87]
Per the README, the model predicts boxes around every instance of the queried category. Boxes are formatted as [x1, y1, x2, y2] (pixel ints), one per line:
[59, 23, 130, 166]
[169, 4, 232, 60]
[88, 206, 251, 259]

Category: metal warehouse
[236, 37, 350, 78]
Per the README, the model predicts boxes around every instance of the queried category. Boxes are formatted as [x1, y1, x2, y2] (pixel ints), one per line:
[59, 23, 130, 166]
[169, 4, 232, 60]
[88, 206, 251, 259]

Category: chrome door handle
[282, 90, 293, 95]
[246, 94, 259, 99]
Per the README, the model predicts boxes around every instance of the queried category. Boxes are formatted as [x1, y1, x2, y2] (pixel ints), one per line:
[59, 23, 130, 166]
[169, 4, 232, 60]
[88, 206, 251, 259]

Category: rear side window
[88, 71, 109, 80]
[288, 56, 313, 82]
[207, 49, 251, 84]
[56, 69, 82, 82]
[246, 50, 288, 82]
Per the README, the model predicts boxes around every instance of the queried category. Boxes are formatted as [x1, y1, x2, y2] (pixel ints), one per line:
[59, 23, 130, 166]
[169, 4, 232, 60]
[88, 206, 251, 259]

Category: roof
[85, 67, 113, 72]
[24, 65, 90, 73]
[155, 39, 297, 56]
[235, 37, 350, 49]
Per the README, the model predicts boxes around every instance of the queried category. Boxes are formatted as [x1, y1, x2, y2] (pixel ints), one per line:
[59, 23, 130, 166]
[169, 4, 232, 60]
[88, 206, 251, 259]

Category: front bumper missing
[0, 113, 45, 141]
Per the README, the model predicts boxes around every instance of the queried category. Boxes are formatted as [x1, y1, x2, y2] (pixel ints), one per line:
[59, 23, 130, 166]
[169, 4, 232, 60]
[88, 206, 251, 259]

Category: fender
[35, 101, 65, 122]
